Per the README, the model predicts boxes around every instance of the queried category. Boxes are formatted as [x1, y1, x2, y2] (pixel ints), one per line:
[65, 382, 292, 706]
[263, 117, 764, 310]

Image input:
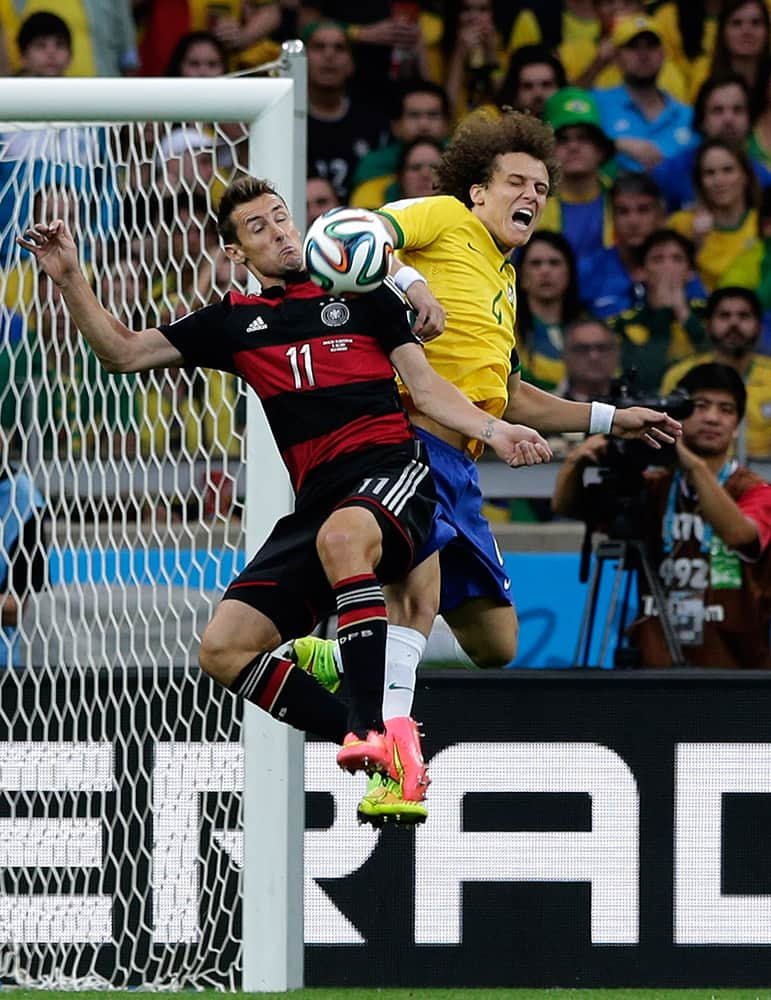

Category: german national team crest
[321, 302, 350, 327]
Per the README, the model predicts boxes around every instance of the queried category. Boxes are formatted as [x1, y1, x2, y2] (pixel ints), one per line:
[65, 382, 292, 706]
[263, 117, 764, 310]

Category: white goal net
[0, 68, 301, 990]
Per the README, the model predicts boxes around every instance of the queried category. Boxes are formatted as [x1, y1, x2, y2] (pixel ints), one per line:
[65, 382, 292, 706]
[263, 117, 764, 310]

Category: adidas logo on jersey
[246, 316, 268, 332]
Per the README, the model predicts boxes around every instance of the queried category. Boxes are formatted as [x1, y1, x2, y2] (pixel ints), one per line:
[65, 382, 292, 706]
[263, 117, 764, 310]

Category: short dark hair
[640, 228, 696, 267]
[435, 108, 561, 205]
[692, 73, 750, 135]
[609, 171, 663, 204]
[217, 176, 284, 243]
[390, 78, 450, 123]
[563, 316, 617, 343]
[498, 45, 567, 107]
[17, 11, 71, 53]
[676, 362, 747, 421]
[705, 285, 763, 321]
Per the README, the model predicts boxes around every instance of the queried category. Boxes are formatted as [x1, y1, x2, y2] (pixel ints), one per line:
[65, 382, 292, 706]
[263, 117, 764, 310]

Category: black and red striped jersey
[158, 274, 418, 492]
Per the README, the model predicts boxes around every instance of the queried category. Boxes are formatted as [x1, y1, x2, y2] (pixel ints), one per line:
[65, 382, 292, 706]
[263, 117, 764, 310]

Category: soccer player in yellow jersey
[294, 108, 682, 815]
[373, 108, 682, 668]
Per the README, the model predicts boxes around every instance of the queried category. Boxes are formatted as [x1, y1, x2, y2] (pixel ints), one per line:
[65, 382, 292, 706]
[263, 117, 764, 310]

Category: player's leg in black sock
[334, 573, 388, 737]
[229, 651, 348, 744]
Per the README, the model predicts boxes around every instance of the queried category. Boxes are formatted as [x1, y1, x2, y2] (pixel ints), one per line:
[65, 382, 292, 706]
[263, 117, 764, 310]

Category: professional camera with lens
[578, 377, 693, 574]
[575, 377, 694, 668]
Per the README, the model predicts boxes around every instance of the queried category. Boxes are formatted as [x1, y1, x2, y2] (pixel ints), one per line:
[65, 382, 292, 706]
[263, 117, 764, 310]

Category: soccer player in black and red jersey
[18, 175, 551, 823]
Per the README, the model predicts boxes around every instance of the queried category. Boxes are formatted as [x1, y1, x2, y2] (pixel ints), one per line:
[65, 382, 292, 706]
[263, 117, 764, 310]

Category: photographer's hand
[674, 437, 703, 475]
[612, 407, 682, 448]
[675, 440, 760, 551]
[551, 435, 608, 518]
[568, 434, 609, 467]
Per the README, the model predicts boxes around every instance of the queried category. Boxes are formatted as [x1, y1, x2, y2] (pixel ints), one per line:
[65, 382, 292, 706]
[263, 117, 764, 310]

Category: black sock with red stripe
[334, 573, 388, 738]
[230, 651, 348, 743]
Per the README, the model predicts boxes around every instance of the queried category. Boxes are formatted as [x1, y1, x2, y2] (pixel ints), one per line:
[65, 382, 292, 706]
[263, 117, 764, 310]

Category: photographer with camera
[552, 363, 771, 668]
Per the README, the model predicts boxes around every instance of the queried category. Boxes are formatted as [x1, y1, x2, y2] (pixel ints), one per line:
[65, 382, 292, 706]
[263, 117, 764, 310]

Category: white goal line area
[0, 64, 305, 992]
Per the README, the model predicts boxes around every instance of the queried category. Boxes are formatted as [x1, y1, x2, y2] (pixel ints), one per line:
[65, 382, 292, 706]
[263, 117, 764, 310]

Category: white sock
[382, 625, 426, 720]
[423, 615, 474, 667]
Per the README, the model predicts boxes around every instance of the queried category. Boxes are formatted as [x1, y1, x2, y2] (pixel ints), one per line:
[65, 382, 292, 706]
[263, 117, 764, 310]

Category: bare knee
[199, 622, 266, 687]
[316, 523, 358, 571]
[316, 509, 381, 580]
[450, 610, 519, 669]
[199, 624, 234, 684]
[466, 638, 518, 669]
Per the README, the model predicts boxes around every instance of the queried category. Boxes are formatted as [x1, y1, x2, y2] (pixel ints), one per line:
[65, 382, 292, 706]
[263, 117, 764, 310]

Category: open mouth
[512, 208, 534, 229]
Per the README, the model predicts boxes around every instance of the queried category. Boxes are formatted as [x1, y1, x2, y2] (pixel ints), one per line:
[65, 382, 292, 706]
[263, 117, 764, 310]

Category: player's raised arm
[17, 220, 184, 374]
[391, 341, 552, 466]
[505, 371, 682, 447]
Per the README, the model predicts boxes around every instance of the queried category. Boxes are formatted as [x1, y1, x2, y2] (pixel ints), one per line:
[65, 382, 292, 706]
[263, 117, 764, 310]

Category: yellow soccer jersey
[661, 351, 771, 459]
[377, 195, 518, 456]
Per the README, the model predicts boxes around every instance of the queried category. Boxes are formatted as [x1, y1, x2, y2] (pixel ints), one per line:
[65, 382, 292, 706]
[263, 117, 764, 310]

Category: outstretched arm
[505, 371, 682, 447]
[17, 220, 184, 374]
[391, 342, 552, 467]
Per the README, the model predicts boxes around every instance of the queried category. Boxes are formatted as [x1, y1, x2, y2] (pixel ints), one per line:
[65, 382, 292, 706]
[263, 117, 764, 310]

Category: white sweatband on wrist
[393, 265, 427, 293]
[589, 400, 616, 434]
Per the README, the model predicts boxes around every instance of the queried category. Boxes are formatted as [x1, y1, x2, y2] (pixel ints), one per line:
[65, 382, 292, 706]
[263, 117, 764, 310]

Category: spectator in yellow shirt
[668, 138, 759, 292]
[561, 0, 688, 101]
[721, 184, 771, 353]
[652, 0, 720, 97]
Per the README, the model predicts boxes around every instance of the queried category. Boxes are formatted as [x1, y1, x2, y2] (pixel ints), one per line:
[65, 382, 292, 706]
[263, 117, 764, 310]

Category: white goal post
[0, 50, 304, 992]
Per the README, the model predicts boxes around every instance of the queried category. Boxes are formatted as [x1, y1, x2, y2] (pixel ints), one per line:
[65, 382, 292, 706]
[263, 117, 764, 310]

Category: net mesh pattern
[0, 116, 253, 989]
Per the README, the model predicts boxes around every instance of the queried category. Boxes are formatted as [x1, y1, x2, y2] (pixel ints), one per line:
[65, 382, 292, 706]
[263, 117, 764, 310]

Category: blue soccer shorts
[415, 427, 514, 614]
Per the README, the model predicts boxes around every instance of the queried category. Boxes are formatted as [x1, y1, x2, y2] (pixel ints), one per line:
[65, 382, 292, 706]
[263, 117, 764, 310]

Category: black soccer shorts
[222, 442, 437, 639]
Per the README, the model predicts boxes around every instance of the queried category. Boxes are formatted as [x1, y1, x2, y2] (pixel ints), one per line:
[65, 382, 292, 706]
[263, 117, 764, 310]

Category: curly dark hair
[435, 108, 560, 206]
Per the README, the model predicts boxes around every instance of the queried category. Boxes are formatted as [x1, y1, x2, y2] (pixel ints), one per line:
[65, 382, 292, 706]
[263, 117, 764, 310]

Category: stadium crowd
[0, 0, 769, 684]
[0, 1, 769, 475]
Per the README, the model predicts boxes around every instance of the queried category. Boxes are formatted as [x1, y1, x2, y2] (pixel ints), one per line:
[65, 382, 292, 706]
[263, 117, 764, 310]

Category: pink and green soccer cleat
[357, 772, 428, 826]
[336, 729, 391, 775]
[385, 715, 430, 802]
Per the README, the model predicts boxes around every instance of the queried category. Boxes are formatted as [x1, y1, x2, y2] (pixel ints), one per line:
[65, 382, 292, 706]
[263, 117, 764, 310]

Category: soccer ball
[303, 207, 393, 294]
